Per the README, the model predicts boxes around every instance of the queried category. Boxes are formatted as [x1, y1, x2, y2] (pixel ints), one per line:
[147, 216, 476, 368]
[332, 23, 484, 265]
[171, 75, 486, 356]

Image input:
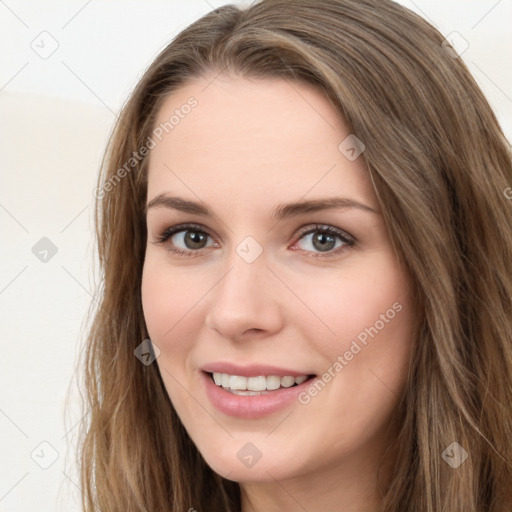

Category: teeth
[211, 372, 310, 392]
[247, 375, 266, 391]
[229, 375, 247, 390]
[266, 375, 281, 390]
[230, 389, 269, 396]
[281, 376, 296, 387]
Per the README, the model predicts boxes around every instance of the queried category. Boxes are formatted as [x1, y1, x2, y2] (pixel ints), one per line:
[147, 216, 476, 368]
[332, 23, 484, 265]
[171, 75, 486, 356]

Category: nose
[204, 251, 284, 341]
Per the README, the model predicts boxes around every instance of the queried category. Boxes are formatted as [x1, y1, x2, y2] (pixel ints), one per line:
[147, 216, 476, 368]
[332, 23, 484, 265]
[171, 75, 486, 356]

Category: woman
[79, 1, 512, 510]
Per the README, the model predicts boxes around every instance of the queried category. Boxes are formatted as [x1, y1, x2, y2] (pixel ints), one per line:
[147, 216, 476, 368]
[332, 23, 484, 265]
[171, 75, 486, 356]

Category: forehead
[146, 74, 375, 211]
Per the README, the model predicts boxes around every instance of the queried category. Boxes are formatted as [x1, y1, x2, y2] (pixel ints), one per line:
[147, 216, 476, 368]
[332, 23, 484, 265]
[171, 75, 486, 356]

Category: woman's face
[141, 74, 414, 487]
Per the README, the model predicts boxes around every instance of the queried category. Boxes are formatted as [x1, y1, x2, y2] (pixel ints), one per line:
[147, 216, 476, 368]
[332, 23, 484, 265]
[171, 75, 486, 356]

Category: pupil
[313, 232, 335, 252]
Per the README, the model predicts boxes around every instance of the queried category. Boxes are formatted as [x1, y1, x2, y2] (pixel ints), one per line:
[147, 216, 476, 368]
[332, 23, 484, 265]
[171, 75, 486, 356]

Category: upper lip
[201, 362, 315, 378]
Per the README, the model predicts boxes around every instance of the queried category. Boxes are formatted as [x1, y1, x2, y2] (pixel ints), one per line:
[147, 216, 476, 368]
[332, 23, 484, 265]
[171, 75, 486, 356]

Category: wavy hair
[77, 0, 512, 510]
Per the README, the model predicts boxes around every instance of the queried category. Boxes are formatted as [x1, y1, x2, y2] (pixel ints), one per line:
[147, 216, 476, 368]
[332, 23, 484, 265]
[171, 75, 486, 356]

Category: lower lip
[201, 371, 315, 419]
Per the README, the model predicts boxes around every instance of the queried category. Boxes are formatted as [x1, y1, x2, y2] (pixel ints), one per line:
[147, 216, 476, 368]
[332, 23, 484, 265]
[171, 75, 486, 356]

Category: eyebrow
[146, 194, 379, 220]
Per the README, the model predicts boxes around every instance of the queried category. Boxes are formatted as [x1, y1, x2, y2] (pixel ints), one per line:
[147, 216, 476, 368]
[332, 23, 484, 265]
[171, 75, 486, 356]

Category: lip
[201, 362, 312, 378]
[200, 370, 316, 419]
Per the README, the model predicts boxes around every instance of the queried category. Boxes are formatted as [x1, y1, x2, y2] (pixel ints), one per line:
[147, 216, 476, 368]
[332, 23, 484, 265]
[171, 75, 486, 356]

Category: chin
[196, 438, 307, 483]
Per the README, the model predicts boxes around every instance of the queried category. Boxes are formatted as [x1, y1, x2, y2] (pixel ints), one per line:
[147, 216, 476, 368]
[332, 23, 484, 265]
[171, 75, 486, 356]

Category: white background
[0, 1, 511, 510]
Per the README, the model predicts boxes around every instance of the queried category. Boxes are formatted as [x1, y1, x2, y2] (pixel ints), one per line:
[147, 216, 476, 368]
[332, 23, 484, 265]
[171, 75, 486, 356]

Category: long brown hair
[77, 1, 512, 510]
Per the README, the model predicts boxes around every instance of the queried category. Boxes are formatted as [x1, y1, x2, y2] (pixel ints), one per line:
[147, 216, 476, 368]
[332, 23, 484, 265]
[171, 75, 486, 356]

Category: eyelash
[153, 222, 355, 258]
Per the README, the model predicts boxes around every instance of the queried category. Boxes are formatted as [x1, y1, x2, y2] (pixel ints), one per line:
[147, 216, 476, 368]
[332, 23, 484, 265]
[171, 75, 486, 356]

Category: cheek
[141, 262, 202, 360]
[318, 265, 413, 422]
[141, 263, 203, 414]
[295, 256, 414, 415]
[290, 258, 410, 353]
[293, 266, 413, 461]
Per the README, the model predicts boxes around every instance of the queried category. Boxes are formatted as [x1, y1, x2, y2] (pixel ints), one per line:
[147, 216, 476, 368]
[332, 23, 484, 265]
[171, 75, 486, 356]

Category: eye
[153, 223, 216, 256]
[153, 222, 355, 258]
[292, 224, 355, 257]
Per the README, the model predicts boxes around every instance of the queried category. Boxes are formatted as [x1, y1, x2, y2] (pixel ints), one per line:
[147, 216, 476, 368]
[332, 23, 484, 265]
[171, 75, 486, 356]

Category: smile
[211, 372, 309, 395]
[201, 370, 317, 418]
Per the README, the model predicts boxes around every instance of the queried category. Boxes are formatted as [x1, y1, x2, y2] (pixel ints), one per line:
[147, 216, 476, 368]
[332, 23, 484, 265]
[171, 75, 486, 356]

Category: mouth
[201, 370, 318, 418]
[207, 371, 316, 396]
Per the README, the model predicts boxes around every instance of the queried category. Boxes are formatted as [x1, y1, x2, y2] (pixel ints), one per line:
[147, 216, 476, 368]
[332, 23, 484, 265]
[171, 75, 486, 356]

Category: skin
[141, 74, 415, 512]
